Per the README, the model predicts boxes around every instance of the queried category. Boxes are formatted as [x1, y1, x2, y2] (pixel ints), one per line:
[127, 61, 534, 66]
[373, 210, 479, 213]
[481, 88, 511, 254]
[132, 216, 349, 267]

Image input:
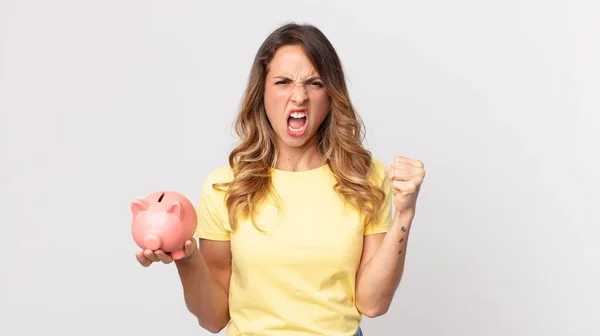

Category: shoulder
[196, 165, 234, 235]
[200, 164, 234, 195]
[370, 157, 386, 173]
[205, 164, 234, 184]
[369, 157, 388, 186]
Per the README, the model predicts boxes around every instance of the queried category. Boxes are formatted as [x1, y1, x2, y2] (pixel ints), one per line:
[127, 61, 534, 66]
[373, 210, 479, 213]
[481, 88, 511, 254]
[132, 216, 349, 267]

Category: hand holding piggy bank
[131, 191, 197, 261]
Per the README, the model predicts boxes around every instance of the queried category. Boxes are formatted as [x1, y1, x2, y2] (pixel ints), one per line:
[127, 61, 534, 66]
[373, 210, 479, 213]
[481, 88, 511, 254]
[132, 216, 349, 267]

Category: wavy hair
[214, 23, 386, 229]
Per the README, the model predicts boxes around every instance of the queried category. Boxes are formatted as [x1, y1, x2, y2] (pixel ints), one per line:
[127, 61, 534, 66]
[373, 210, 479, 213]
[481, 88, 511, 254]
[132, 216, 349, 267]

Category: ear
[130, 199, 148, 216]
[166, 201, 183, 219]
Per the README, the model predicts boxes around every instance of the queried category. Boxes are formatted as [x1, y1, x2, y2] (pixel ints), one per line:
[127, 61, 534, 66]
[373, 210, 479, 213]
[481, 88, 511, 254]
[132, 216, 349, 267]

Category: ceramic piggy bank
[130, 191, 197, 260]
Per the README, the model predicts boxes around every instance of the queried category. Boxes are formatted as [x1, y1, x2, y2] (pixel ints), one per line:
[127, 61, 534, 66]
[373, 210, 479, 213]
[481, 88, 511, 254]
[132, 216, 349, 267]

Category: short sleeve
[364, 159, 393, 235]
[195, 167, 232, 241]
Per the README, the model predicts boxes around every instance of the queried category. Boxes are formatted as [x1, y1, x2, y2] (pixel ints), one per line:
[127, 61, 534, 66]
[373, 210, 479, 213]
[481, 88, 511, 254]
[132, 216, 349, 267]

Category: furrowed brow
[303, 76, 322, 83]
[273, 76, 322, 83]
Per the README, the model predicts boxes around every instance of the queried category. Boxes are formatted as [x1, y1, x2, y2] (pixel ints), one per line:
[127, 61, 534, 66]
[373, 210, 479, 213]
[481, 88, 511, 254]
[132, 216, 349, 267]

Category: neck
[274, 138, 324, 172]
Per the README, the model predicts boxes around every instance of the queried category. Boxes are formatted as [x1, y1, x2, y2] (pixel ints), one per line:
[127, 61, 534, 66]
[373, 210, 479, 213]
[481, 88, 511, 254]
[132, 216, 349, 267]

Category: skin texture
[263, 44, 330, 171]
[134, 44, 426, 329]
[354, 156, 425, 316]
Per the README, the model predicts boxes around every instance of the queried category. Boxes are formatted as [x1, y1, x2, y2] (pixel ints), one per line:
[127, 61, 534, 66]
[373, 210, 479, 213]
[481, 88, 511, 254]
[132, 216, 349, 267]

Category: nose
[290, 83, 308, 105]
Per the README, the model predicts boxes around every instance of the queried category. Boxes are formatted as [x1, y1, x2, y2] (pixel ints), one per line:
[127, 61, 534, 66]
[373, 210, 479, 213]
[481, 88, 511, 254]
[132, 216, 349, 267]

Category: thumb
[384, 165, 394, 180]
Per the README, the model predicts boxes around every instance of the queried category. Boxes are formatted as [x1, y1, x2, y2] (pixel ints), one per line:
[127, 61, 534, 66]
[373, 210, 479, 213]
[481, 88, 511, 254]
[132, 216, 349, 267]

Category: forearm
[175, 252, 230, 333]
[356, 211, 414, 317]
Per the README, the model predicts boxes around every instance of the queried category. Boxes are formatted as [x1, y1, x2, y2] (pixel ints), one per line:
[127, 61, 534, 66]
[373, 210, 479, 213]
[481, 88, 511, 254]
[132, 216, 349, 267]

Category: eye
[310, 81, 324, 87]
[275, 79, 290, 85]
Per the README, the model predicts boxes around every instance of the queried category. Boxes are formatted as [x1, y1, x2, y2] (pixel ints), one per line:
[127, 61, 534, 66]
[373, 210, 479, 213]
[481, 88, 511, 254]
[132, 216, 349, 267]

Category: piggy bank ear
[130, 199, 149, 216]
[166, 201, 183, 219]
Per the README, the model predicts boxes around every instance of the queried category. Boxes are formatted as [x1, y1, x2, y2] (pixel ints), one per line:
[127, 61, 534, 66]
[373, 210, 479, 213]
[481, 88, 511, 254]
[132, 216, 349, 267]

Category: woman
[135, 23, 426, 336]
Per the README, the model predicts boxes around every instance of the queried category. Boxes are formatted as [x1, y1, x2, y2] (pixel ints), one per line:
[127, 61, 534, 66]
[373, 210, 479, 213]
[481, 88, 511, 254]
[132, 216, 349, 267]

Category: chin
[281, 136, 309, 148]
[279, 126, 314, 148]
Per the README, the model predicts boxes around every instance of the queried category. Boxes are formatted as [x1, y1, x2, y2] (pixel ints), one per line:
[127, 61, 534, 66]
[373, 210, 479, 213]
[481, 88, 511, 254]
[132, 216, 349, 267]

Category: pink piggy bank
[130, 191, 197, 260]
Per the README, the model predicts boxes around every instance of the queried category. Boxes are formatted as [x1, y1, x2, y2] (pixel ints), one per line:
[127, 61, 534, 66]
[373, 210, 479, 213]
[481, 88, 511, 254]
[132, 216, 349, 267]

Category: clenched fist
[384, 156, 426, 216]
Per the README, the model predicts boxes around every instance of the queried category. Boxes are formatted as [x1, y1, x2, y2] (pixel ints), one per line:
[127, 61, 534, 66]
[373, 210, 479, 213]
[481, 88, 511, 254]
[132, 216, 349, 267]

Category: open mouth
[287, 111, 307, 136]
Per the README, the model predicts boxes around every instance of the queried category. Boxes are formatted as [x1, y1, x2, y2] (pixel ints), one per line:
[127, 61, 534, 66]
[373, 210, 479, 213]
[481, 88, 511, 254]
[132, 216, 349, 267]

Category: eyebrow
[274, 76, 322, 83]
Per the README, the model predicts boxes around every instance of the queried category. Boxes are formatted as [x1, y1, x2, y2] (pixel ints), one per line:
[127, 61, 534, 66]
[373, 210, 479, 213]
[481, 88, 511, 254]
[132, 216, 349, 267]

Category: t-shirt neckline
[269, 164, 330, 178]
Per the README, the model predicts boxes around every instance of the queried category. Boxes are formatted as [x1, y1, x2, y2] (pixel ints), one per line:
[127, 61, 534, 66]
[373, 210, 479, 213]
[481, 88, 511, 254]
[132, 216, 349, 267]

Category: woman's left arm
[355, 156, 426, 318]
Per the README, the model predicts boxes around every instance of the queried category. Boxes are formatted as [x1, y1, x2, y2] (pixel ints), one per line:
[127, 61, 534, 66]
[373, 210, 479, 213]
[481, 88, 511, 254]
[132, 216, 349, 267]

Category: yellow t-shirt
[195, 158, 393, 336]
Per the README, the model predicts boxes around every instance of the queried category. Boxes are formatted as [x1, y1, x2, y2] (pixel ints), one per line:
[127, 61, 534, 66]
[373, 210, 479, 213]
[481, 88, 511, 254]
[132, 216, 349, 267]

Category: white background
[1, 0, 598, 335]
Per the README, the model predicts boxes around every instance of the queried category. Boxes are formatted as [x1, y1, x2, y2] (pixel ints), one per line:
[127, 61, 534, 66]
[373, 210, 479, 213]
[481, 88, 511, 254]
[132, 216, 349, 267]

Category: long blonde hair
[214, 23, 386, 229]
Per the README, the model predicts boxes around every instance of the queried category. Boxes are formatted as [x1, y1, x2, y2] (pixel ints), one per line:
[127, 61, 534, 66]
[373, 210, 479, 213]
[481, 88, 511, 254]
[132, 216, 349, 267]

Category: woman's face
[264, 45, 330, 150]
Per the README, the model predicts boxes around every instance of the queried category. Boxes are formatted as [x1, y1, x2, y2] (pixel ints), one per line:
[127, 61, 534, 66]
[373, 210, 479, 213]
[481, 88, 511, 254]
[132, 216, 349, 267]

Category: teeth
[290, 112, 306, 118]
[288, 125, 303, 132]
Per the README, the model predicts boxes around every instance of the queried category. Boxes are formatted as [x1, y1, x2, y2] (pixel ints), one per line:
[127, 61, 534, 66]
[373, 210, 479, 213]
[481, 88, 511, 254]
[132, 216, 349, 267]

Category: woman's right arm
[136, 238, 232, 333]
[176, 238, 232, 333]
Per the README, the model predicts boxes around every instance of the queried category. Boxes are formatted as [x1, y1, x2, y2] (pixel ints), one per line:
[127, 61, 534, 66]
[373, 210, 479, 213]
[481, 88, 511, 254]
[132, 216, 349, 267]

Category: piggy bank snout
[143, 234, 162, 250]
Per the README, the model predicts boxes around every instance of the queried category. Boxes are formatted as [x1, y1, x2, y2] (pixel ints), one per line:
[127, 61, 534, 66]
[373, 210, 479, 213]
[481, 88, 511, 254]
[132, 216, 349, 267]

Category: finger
[392, 168, 413, 182]
[391, 180, 420, 193]
[395, 156, 425, 169]
[136, 251, 153, 267]
[144, 249, 160, 262]
[184, 239, 195, 257]
[394, 175, 424, 187]
[155, 250, 173, 264]
[384, 166, 394, 180]
[394, 161, 426, 177]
